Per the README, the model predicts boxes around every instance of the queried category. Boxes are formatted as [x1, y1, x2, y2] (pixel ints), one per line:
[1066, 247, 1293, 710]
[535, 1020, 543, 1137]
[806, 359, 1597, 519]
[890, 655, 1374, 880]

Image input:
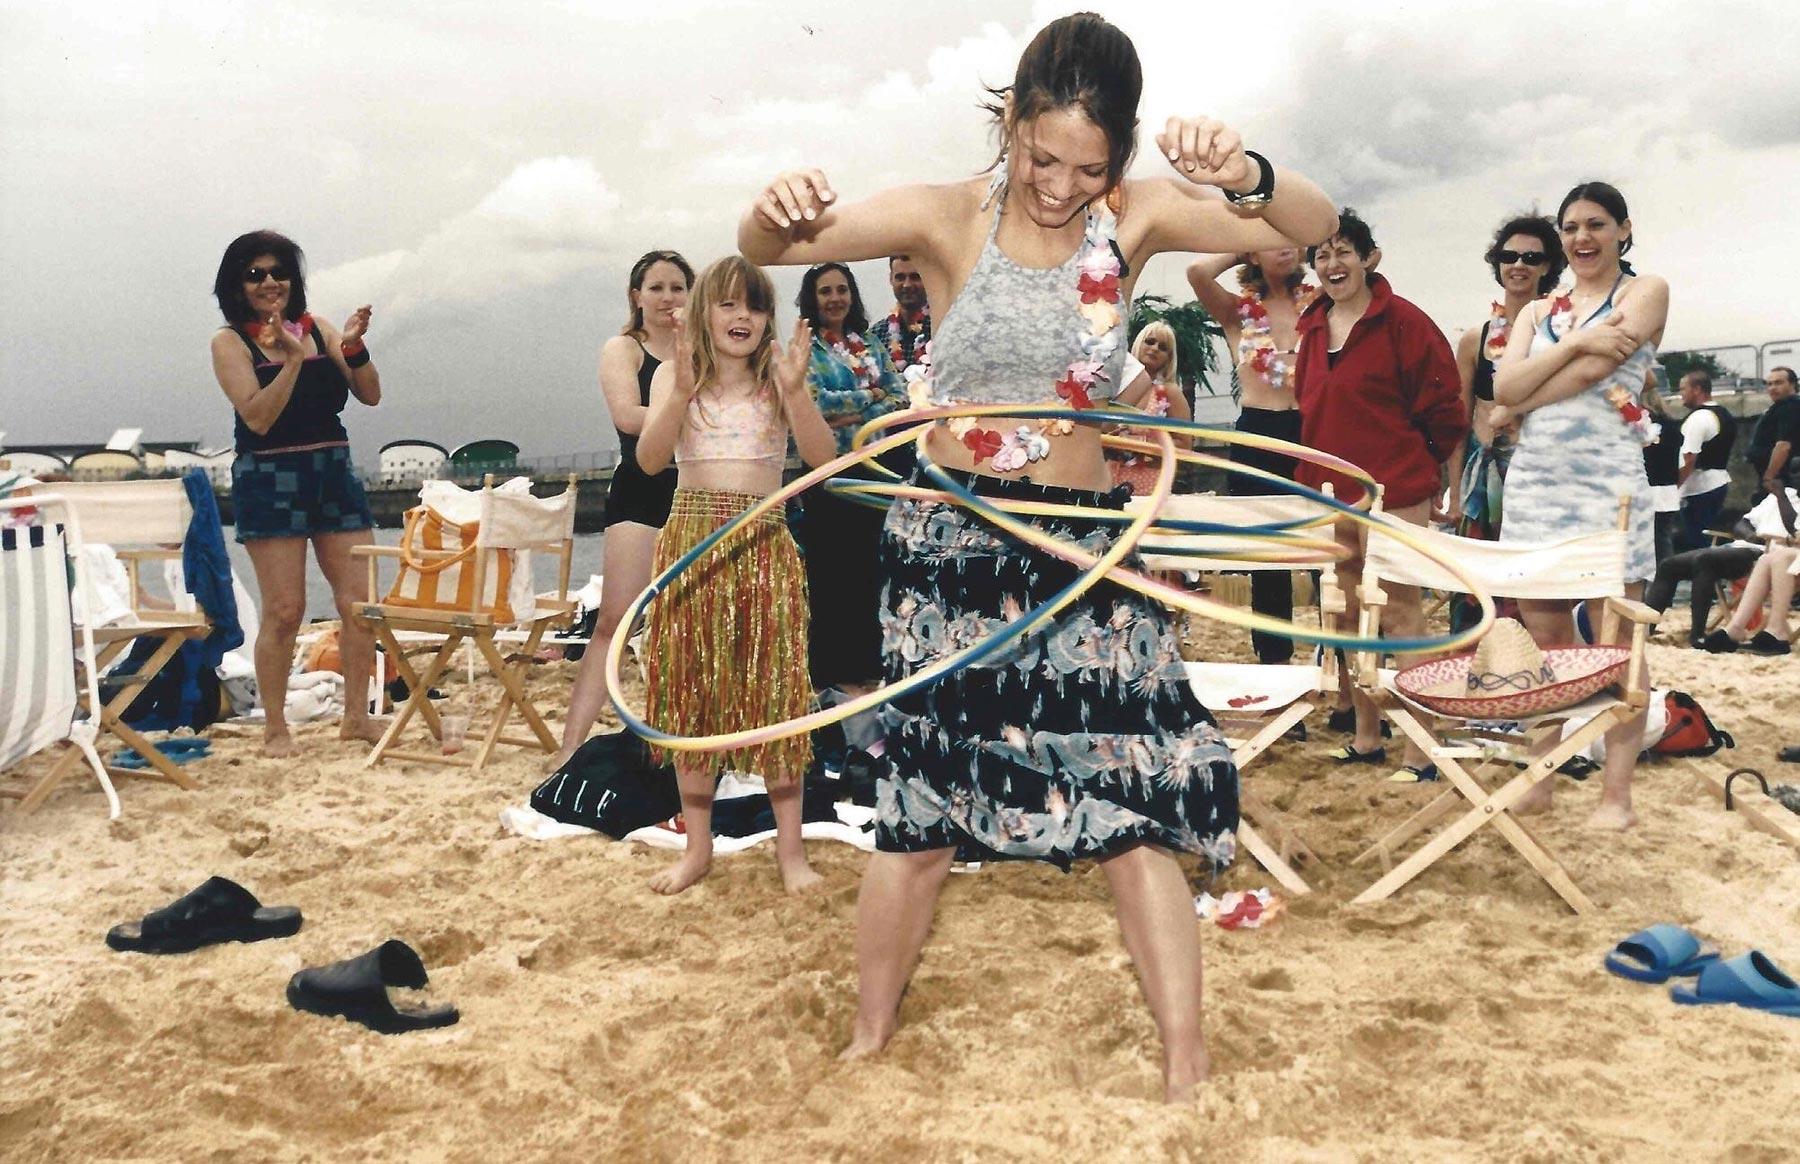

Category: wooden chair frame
[1139, 490, 1350, 896]
[354, 475, 577, 771]
[1345, 497, 1656, 913]
[15, 482, 212, 808]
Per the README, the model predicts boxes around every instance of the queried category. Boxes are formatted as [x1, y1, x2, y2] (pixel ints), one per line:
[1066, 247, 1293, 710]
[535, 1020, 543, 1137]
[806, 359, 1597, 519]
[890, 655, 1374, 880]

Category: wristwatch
[1224, 150, 1275, 208]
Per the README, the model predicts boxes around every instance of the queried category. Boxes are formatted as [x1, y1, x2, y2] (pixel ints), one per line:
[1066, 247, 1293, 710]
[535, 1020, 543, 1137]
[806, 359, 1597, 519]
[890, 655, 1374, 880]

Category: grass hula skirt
[641, 488, 813, 782]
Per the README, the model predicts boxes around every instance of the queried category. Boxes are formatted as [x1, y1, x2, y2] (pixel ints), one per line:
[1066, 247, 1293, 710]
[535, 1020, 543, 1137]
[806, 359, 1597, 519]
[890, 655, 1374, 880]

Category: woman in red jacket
[1293, 209, 1468, 781]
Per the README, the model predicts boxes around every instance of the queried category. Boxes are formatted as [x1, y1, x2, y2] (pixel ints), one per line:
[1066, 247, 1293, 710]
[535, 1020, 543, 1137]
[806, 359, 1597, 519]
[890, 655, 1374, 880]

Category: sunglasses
[1495, 250, 1549, 267]
[244, 265, 292, 284]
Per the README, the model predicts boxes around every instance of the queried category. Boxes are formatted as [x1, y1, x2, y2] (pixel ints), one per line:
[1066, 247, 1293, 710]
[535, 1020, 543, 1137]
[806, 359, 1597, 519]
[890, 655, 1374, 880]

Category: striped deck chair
[1, 493, 120, 818]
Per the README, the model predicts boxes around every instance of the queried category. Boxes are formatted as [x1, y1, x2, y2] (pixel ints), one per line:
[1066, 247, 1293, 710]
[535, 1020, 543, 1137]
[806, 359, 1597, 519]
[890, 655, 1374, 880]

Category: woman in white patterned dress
[1493, 181, 1669, 830]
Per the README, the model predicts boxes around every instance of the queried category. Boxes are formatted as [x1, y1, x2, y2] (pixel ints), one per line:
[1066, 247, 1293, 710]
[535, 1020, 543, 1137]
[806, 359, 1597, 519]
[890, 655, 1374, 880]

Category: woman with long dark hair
[557, 250, 694, 767]
[210, 230, 382, 756]
[740, 12, 1335, 1098]
[1494, 181, 1670, 829]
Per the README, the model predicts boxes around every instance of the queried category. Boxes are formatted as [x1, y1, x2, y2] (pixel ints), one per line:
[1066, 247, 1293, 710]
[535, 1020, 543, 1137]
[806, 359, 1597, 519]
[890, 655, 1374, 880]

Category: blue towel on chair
[181, 469, 242, 658]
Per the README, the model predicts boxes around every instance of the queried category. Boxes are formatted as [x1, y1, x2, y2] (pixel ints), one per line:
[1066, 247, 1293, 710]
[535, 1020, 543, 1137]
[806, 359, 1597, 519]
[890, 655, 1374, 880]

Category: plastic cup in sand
[439, 714, 470, 755]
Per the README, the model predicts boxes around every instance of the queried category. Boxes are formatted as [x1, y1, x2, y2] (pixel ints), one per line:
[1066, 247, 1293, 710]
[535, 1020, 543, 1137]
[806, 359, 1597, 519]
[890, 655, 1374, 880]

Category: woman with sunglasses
[211, 230, 383, 757]
[1441, 215, 1565, 629]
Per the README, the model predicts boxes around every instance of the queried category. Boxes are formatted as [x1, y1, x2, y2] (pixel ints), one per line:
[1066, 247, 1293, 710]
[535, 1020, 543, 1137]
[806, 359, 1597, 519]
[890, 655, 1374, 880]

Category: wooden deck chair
[1345, 499, 1656, 913]
[23, 479, 212, 798]
[1, 492, 121, 817]
[1132, 490, 1349, 896]
[355, 475, 578, 770]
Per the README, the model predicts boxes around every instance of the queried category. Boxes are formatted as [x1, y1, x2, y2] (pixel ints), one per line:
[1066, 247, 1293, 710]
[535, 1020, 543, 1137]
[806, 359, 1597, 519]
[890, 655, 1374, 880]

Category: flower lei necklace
[881, 308, 928, 369]
[826, 330, 887, 398]
[1234, 282, 1315, 393]
[1545, 279, 1659, 445]
[907, 207, 1123, 472]
[1483, 301, 1510, 362]
[242, 312, 313, 347]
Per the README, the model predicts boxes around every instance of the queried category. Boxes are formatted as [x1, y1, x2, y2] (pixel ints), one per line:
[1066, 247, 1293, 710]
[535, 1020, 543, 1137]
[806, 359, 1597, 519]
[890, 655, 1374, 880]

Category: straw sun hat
[1395, 618, 1631, 719]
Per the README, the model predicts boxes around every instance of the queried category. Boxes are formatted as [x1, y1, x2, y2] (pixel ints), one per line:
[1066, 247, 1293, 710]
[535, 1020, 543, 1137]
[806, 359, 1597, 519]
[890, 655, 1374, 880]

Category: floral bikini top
[674, 388, 786, 467]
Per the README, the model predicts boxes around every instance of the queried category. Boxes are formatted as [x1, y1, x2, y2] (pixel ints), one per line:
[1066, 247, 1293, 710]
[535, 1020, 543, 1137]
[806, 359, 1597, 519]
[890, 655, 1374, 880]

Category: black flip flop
[286, 939, 460, 1035]
[106, 876, 302, 955]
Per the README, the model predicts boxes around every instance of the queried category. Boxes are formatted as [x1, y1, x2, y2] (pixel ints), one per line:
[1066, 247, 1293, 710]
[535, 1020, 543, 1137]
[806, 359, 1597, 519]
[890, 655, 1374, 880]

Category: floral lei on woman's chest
[906, 208, 1124, 472]
[881, 309, 928, 368]
[827, 331, 886, 397]
[1234, 284, 1315, 392]
[1483, 301, 1510, 363]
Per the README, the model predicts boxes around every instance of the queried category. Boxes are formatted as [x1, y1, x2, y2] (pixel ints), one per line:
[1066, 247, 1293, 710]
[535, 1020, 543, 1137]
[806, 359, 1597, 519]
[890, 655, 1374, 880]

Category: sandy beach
[4, 614, 1798, 1163]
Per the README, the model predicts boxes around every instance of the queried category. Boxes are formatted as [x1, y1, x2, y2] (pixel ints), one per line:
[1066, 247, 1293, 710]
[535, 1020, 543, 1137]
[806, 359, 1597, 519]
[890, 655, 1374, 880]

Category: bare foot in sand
[1163, 1046, 1211, 1104]
[338, 717, 388, 744]
[262, 732, 298, 758]
[1512, 778, 1554, 816]
[838, 1025, 893, 1062]
[1586, 802, 1638, 830]
[780, 857, 825, 894]
[648, 852, 712, 895]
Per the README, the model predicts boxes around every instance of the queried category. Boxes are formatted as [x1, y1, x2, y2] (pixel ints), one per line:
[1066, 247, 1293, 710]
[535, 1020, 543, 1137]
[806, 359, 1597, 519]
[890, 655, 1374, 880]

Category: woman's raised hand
[341, 304, 373, 344]
[775, 319, 814, 397]
[754, 169, 837, 231]
[262, 313, 308, 362]
[1155, 116, 1255, 192]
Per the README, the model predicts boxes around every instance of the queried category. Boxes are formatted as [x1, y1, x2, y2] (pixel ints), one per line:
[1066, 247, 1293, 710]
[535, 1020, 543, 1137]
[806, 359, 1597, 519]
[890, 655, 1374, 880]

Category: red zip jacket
[1292, 274, 1468, 509]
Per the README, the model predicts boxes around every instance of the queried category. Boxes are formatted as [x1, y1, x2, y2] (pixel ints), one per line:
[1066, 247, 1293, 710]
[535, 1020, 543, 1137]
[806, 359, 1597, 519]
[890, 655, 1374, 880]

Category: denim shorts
[231, 445, 374, 542]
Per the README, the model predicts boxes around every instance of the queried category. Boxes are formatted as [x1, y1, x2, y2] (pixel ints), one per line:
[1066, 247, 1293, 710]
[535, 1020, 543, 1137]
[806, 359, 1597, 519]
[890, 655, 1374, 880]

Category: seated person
[1701, 540, 1798, 656]
[1643, 483, 1799, 645]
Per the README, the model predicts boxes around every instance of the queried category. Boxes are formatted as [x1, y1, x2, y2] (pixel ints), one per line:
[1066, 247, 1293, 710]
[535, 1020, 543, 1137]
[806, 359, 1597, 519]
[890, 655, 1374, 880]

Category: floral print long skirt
[874, 468, 1239, 872]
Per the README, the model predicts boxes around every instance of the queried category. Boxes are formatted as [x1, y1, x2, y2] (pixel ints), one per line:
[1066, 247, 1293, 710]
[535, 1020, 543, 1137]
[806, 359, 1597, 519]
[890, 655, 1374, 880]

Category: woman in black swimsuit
[557, 250, 693, 766]
[210, 230, 383, 757]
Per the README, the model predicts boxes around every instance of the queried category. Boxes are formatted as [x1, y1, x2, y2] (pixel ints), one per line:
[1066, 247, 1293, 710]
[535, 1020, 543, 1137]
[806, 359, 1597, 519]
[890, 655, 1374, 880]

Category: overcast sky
[4, 0, 1798, 464]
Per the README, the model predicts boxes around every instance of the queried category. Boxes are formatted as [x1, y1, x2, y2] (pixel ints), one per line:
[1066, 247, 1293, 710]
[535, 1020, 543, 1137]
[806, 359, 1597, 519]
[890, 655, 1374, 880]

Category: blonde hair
[1131, 320, 1178, 386]
[684, 256, 785, 423]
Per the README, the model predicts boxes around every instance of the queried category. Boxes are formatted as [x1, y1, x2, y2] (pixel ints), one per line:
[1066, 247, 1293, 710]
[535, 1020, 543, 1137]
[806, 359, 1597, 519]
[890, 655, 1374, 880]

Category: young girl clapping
[634, 256, 839, 894]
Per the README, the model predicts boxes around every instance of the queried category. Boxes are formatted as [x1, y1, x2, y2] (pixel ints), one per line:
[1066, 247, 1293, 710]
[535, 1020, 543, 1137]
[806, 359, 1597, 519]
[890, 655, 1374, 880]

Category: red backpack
[1652, 691, 1734, 757]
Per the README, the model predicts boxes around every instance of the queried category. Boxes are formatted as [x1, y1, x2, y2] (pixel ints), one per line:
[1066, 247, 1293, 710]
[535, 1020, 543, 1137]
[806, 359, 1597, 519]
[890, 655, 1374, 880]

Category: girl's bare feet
[779, 854, 824, 894]
[1163, 1044, 1211, 1104]
[647, 851, 712, 895]
[838, 1021, 894, 1062]
[262, 731, 298, 758]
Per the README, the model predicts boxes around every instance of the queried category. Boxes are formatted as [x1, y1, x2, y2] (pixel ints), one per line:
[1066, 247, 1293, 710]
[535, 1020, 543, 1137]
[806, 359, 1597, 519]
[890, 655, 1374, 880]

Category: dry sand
[4, 615, 1798, 1163]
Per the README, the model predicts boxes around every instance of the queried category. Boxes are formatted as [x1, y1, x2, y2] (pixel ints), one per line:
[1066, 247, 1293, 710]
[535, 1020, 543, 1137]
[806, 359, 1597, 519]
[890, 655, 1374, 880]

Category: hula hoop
[605, 403, 1494, 755]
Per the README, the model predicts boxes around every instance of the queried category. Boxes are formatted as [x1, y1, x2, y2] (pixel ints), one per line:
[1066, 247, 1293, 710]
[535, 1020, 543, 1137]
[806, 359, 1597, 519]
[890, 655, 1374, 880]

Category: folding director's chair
[22, 479, 212, 802]
[355, 475, 578, 770]
[1133, 490, 1348, 896]
[1347, 498, 1655, 913]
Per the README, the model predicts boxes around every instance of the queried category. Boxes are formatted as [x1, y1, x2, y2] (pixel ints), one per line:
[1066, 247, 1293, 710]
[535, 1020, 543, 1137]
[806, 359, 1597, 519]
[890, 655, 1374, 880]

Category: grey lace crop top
[926, 205, 1130, 404]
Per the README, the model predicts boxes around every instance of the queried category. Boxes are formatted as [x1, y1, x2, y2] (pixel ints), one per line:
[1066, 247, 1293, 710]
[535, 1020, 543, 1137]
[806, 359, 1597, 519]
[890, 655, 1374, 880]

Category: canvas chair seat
[356, 475, 579, 771]
[1346, 500, 1654, 914]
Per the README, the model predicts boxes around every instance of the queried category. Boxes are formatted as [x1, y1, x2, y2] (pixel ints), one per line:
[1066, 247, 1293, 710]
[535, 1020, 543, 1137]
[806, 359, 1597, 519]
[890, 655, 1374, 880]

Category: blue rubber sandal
[1670, 951, 1800, 1016]
[1603, 924, 1719, 984]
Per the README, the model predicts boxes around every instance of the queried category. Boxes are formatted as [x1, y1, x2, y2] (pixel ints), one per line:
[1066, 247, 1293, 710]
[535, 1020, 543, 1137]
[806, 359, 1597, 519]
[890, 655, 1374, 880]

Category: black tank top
[1471, 320, 1497, 402]
[614, 341, 661, 468]
[1695, 402, 1737, 471]
[231, 321, 352, 453]
[1643, 424, 1681, 487]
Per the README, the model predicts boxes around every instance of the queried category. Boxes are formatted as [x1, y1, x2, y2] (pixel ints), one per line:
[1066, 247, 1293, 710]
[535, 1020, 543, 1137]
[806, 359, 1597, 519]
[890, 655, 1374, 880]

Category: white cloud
[309, 157, 622, 333]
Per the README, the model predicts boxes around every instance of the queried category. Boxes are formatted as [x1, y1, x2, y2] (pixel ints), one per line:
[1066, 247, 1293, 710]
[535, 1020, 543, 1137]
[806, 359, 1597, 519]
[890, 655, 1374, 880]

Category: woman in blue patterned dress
[1493, 181, 1669, 830]
[739, 13, 1336, 1099]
